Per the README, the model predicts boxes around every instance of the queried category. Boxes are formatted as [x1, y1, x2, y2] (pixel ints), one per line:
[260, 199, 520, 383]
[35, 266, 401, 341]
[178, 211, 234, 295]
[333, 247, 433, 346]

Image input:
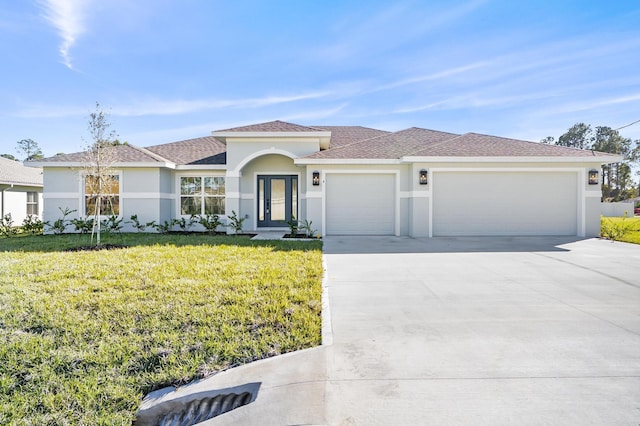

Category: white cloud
[374, 62, 490, 93]
[39, 0, 90, 69]
[11, 91, 334, 119]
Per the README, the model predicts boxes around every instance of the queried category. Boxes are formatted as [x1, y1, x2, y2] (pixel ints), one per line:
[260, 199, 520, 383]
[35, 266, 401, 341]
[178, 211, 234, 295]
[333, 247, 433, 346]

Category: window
[85, 174, 120, 216]
[26, 192, 38, 216]
[180, 176, 225, 215]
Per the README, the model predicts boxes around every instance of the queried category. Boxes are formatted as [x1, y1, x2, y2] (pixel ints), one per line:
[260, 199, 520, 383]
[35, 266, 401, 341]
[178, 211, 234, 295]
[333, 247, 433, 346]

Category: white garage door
[326, 173, 395, 235]
[433, 171, 578, 236]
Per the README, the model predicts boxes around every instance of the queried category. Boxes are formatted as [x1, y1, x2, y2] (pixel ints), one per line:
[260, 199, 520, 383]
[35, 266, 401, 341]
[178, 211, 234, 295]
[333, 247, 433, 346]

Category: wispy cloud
[12, 91, 334, 118]
[374, 62, 490, 93]
[544, 93, 640, 115]
[39, 0, 90, 69]
[112, 91, 334, 116]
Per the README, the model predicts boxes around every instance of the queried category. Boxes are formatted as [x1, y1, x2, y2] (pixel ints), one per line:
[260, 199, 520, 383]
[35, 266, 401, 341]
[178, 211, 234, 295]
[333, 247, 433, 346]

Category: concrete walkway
[193, 236, 640, 425]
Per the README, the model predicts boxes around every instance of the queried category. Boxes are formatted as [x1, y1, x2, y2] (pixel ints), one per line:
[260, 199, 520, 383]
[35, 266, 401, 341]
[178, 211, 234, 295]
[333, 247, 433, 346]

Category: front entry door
[257, 175, 298, 227]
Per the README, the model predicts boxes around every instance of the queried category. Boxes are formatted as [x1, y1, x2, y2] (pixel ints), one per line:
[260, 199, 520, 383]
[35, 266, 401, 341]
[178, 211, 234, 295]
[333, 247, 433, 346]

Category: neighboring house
[0, 156, 43, 224]
[30, 120, 622, 237]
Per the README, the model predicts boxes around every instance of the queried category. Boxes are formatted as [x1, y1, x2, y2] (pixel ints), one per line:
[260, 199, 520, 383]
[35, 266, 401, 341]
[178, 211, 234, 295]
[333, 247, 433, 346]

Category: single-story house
[0, 156, 43, 224]
[30, 120, 621, 237]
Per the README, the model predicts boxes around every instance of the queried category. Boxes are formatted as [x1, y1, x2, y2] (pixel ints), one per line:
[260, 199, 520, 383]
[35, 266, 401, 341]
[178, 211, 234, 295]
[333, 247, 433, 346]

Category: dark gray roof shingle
[147, 136, 226, 165]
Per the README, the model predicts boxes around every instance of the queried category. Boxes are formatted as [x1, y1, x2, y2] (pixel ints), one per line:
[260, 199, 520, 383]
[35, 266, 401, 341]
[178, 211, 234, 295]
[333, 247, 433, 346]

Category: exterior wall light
[312, 171, 320, 186]
[419, 169, 428, 185]
[588, 169, 599, 185]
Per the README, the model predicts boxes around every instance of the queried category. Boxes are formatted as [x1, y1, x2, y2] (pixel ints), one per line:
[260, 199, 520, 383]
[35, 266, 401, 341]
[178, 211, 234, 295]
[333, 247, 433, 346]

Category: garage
[325, 173, 395, 235]
[432, 171, 578, 236]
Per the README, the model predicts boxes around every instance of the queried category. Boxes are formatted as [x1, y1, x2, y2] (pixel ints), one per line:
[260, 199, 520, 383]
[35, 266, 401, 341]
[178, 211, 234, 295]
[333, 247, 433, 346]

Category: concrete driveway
[322, 236, 640, 425]
[182, 236, 640, 425]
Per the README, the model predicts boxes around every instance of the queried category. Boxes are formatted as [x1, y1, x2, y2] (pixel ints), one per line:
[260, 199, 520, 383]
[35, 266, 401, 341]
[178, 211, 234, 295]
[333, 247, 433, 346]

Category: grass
[600, 216, 640, 244]
[0, 233, 323, 425]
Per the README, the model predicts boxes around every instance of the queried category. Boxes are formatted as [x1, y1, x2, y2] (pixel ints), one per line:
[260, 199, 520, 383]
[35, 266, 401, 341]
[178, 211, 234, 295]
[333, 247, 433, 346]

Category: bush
[21, 215, 44, 235]
[47, 207, 76, 234]
[128, 215, 156, 232]
[0, 214, 18, 237]
[227, 211, 244, 234]
[601, 216, 639, 241]
[70, 217, 94, 234]
[198, 213, 223, 234]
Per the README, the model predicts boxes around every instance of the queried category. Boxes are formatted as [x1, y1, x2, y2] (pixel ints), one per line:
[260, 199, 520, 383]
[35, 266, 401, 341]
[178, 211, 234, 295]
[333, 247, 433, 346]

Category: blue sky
[1, 0, 639, 157]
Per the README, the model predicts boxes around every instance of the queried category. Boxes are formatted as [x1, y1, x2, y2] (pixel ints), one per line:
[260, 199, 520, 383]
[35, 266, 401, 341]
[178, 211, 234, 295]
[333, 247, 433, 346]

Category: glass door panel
[270, 179, 286, 221]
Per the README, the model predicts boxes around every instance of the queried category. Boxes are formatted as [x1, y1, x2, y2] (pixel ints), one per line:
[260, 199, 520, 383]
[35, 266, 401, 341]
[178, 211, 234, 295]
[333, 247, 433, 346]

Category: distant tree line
[542, 123, 640, 201]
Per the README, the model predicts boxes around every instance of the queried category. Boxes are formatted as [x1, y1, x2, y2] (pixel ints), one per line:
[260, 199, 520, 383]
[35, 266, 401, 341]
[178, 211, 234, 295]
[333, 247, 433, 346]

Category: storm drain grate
[159, 392, 253, 425]
[135, 382, 261, 426]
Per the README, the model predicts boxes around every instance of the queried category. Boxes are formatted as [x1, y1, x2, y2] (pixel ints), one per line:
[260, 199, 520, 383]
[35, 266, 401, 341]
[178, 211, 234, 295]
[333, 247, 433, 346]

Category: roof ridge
[215, 120, 323, 132]
[128, 144, 173, 163]
[312, 128, 394, 153]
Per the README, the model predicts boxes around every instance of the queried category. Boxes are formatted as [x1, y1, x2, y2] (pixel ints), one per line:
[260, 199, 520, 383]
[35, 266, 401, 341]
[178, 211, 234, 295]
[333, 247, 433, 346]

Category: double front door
[257, 175, 297, 227]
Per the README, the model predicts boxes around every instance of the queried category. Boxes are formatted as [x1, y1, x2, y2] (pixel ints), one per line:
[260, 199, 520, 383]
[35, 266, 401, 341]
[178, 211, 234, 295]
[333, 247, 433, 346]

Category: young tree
[16, 138, 43, 161]
[82, 103, 119, 246]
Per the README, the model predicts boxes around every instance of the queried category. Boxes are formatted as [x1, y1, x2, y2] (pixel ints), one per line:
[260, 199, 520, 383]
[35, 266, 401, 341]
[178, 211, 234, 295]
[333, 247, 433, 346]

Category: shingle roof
[35, 121, 619, 166]
[409, 132, 621, 158]
[215, 120, 322, 132]
[147, 136, 226, 165]
[304, 127, 459, 159]
[34, 144, 168, 163]
[302, 127, 620, 160]
[310, 126, 391, 148]
[0, 156, 43, 186]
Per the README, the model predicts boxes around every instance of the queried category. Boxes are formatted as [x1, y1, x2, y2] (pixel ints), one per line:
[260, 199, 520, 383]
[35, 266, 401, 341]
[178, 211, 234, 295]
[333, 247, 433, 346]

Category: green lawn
[0, 233, 323, 425]
[601, 216, 640, 244]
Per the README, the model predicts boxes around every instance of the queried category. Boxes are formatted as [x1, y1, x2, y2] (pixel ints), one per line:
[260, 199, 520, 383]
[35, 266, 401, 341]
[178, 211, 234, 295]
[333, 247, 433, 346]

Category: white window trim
[26, 191, 39, 216]
[176, 173, 227, 217]
[81, 171, 123, 218]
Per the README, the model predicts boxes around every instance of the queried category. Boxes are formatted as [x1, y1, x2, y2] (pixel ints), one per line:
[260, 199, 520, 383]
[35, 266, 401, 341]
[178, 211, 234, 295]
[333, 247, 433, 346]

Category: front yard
[0, 233, 323, 425]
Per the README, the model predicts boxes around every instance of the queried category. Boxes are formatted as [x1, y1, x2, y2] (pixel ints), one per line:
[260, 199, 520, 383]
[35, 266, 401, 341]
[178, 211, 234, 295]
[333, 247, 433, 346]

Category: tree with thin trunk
[16, 138, 43, 161]
[82, 103, 118, 246]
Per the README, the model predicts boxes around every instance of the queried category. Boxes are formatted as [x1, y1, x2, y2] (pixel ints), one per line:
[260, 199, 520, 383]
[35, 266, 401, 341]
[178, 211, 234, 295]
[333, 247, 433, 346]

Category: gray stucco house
[30, 120, 621, 237]
[0, 156, 43, 224]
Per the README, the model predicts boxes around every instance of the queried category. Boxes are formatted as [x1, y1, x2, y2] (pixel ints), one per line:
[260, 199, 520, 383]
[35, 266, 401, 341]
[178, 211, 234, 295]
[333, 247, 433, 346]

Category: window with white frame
[180, 176, 225, 215]
[26, 192, 38, 216]
[84, 174, 120, 216]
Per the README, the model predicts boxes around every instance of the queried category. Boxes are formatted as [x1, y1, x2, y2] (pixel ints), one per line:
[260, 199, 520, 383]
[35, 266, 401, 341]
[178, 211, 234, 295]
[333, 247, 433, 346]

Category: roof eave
[175, 164, 227, 170]
[0, 181, 43, 188]
[31, 161, 177, 169]
[401, 155, 624, 164]
[294, 158, 402, 165]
